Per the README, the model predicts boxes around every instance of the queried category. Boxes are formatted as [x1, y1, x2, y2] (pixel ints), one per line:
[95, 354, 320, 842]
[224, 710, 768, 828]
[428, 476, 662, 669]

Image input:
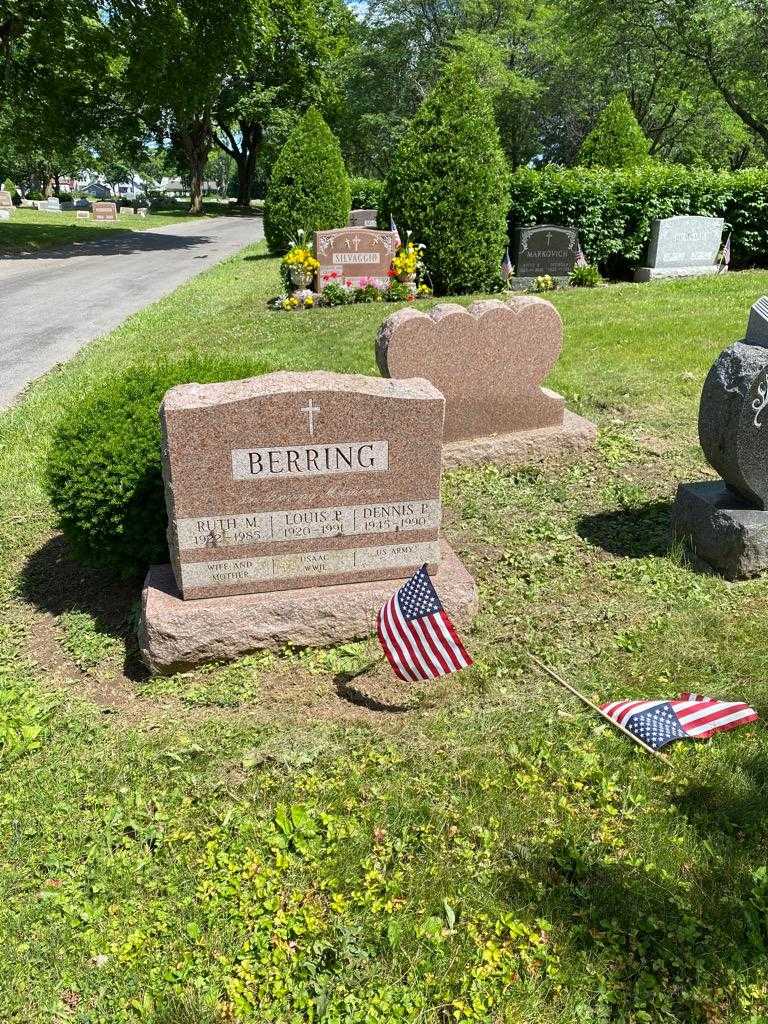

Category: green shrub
[509, 164, 768, 273]
[46, 354, 265, 579]
[264, 107, 351, 254]
[570, 264, 601, 287]
[382, 62, 510, 295]
[25, 189, 43, 201]
[56, 191, 73, 204]
[349, 176, 383, 211]
[578, 94, 651, 169]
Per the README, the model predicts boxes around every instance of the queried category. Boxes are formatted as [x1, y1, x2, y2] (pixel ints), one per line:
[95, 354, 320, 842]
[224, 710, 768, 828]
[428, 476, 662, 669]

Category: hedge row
[349, 176, 383, 211]
[508, 165, 768, 273]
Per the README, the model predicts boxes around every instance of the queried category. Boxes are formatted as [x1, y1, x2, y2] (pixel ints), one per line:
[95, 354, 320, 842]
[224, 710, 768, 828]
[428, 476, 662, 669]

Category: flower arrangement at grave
[532, 274, 556, 292]
[281, 232, 320, 290]
[389, 234, 426, 285]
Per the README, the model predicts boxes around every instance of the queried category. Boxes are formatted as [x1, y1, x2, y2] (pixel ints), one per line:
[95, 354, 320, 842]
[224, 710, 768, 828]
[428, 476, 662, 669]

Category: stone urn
[289, 266, 314, 290]
[396, 271, 416, 285]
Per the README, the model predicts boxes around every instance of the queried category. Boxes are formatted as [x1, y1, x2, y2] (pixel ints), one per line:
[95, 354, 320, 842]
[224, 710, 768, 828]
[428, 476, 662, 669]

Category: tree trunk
[177, 117, 213, 215]
[215, 122, 262, 208]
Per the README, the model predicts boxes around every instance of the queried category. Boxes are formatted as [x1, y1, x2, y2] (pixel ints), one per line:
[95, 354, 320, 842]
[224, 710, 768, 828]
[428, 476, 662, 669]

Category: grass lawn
[0, 203, 244, 257]
[2, 250, 768, 1023]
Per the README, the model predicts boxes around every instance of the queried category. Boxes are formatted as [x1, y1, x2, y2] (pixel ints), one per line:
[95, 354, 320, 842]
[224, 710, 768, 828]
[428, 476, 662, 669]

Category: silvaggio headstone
[315, 228, 398, 292]
[635, 216, 724, 282]
[139, 370, 479, 672]
[512, 224, 580, 288]
[672, 304, 768, 578]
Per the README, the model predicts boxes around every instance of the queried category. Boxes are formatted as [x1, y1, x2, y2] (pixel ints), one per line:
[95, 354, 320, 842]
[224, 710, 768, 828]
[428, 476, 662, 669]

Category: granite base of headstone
[138, 370, 478, 673]
[510, 224, 580, 290]
[0, 209, 11, 221]
[672, 298, 768, 579]
[376, 296, 596, 469]
[634, 216, 724, 282]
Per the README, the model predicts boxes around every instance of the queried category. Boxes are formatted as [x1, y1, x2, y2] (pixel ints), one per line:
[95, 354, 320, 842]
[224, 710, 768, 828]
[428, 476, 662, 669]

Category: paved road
[0, 215, 264, 408]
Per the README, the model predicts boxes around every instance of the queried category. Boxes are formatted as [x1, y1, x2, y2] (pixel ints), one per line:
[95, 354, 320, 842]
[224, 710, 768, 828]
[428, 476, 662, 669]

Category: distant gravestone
[119, 206, 136, 215]
[92, 201, 118, 222]
[348, 209, 378, 229]
[0, 191, 13, 208]
[376, 296, 597, 467]
[315, 228, 398, 292]
[746, 296, 768, 346]
[136, 208, 148, 218]
[138, 371, 479, 672]
[45, 197, 61, 213]
[672, 303, 768, 578]
[0, 209, 10, 221]
[76, 210, 91, 220]
[635, 215, 724, 282]
[512, 224, 580, 289]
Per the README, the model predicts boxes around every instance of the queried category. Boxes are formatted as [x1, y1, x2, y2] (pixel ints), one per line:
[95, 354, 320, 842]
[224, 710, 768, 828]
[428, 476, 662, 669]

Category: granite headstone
[92, 201, 118, 222]
[45, 197, 61, 213]
[746, 296, 768, 347]
[315, 228, 397, 292]
[160, 371, 445, 599]
[0, 210, 10, 221]
[512, 224, 580, 288]
[672, 303, 768, 578]
[376, 296, 597, 467]
[76, 210, 91, 220]
[348, 209, 378, 228]
[635, 216, 724, 281]
[0, 190, 12, 208]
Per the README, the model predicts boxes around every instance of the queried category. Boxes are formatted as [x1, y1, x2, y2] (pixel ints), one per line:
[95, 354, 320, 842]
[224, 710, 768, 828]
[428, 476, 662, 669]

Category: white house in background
[157, 176, 220, 196]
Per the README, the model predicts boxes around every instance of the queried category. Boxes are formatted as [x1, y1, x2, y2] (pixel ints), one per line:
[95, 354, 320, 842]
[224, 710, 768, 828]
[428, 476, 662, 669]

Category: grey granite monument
[634, 215, 725, 282]
[511, 224, 581, 290]
[672, 297, 768, 578]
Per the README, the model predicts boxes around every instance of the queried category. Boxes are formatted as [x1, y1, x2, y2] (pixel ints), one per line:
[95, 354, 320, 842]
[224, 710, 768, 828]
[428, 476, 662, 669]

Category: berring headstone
[672, 298, 768, 578]
[634, 216, 724, 282]
[315, 228, 397, 292]
[139, 371, 478, 671]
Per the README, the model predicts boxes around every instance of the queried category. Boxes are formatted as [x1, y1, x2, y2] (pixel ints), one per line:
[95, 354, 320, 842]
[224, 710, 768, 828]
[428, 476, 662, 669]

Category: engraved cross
[301, 399, 320, 435]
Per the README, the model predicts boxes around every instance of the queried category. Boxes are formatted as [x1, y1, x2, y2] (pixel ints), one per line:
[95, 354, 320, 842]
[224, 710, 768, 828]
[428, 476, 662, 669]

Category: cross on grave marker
[301, 399, 320, 436]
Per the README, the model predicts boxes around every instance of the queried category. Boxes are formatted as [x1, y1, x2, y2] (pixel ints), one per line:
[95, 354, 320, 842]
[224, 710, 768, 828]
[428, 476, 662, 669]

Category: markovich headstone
[635, 215, 724, 282]
[672, 298, 768, 578]
[512, 224, 580, 289]
[376, 297, 596, 468]
[315, 228, 397, 292]
[139, 371, 478, 672]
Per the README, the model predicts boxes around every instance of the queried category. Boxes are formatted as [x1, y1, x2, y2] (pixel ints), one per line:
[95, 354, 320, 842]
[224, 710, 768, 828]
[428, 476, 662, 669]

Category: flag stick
[528, 653, 670, 762]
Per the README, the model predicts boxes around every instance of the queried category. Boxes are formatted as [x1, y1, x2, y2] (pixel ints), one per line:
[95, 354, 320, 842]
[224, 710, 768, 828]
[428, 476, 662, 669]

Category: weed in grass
[58, 610, 122, 670]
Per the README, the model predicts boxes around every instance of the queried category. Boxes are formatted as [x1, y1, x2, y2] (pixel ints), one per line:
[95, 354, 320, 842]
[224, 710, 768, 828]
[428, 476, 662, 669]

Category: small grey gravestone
[45, 197, 61, 213]
[76, 210, 90, 220]
[0, 209, 10, 221]
[348, 209, 378, 229]
[511, 224, 580, 290]
[635, 216, 724, 282]
[0, 190, 13, 208]
[672, 304, 768, 578]
[746, 297, 768, 347]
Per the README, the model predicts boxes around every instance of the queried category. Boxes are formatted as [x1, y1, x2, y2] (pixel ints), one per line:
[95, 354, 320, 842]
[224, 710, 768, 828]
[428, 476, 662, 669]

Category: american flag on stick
[377, 564, 473, 681]
[390, 216, 401, 249]
[600, 693, 758, 751]
[500, 247, 513, 280]
[574, 239, 588, 268]
[718, 230, 732, 273]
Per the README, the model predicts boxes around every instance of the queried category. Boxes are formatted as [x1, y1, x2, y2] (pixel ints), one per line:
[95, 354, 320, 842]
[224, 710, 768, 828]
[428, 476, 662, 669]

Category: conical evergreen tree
[264, 107, 351, 254]
[383, 62, 510, 295]
[578, 95, 651, 169]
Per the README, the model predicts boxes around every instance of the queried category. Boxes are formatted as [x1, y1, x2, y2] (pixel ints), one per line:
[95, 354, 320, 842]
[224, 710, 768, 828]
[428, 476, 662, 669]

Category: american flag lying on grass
[600, 693, 758, 750]
[377, 564, 472, 681]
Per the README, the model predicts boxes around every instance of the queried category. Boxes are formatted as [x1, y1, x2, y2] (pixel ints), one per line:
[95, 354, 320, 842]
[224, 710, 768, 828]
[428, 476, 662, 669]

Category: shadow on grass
[242, 252, 274, 262]
[20, 534, 147, 679]
[577, 500, 673, 558]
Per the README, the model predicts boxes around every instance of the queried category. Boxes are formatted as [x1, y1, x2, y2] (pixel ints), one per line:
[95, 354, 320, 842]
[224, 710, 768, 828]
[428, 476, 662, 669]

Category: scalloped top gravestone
[634, 216, 724, 282]
[672, 297, 768, 578]
[160, 371, 445, 599]
[314, 227, 397, 292]
[376, 296, 597, 467]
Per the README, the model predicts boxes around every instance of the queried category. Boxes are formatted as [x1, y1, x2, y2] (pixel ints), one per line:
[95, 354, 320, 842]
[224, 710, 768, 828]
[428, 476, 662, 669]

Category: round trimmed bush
[578, 94, 651, 169]
[46, 354, 265, 579]
[382, 62, 510, 295]
[263, 107, 351, 254]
